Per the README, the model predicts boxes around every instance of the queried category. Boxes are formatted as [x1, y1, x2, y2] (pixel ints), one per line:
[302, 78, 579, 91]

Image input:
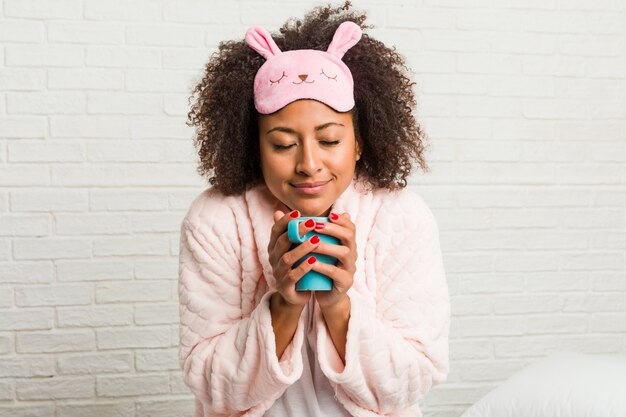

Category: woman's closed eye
[273, 144, 295, 150]
[272, 140, 340, 151]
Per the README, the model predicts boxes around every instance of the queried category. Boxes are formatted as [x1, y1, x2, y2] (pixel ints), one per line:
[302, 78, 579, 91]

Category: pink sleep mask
[245, 21, 362, 114]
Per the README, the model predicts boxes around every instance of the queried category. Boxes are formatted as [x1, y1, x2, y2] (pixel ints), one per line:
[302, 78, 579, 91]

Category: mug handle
[287, 219, 308, 244]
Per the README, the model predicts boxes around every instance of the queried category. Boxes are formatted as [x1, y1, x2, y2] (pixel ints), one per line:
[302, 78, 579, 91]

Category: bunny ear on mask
[326, 21, 362, 59]
[245, 26, 283, 60]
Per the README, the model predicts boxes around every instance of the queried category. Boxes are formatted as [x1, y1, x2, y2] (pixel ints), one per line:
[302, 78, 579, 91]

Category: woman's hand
[267, 209, 322, 307]
[312, 212, 357, 311]
[306, 211, 356, 364]
[267, 208, 325, 359]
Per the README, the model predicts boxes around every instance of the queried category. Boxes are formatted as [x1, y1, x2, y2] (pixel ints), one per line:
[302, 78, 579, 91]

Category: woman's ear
[355, 137, 363, 161]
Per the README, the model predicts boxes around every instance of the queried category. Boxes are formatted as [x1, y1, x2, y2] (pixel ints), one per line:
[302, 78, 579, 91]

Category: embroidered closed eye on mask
[245, 21, 362, 114]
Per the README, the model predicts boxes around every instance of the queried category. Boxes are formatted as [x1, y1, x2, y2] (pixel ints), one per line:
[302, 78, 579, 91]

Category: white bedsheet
[461, 351, 626, 417]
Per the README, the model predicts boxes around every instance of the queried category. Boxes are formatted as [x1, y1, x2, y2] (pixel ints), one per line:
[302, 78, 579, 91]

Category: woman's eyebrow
[265, 122, 345, 135]
[265, 126, 296, 135]
[315, 122, 345, 131]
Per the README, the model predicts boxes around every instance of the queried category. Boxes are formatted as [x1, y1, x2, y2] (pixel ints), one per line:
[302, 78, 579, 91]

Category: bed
[460, 351, 626, 417]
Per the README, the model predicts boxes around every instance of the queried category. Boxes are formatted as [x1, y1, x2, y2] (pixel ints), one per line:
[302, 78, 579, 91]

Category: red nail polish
[307, 256, 317, 264]
[315, 222, 325, 230]
[310, 235, 320, 244]
[330, 213, 339, 220]
[304, 219, 315, 227]
[290, 210, 300, 218]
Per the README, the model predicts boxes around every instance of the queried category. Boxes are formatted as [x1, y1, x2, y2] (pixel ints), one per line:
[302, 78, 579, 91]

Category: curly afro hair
[187, 1, 430, 196]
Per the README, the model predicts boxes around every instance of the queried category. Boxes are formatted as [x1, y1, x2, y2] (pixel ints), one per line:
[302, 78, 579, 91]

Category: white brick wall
[0, 1, 625, 416]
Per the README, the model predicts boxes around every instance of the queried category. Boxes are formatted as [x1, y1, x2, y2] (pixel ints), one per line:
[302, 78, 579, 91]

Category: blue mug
[287, 216, 339, 291]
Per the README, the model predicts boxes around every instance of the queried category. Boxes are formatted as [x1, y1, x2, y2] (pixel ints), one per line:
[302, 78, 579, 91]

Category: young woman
[179, 3, 450, 416]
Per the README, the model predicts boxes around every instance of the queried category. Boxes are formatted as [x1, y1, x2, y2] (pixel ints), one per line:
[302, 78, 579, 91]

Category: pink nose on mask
[245, 21, 362, 114]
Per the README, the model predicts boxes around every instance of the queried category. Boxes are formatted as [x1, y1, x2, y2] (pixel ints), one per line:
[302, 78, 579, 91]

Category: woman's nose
[295, 143, 322, 175]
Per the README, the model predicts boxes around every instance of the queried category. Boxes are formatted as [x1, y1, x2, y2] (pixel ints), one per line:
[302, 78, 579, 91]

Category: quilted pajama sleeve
[315, 190, 450, 415]
[178, 194, 306, 415]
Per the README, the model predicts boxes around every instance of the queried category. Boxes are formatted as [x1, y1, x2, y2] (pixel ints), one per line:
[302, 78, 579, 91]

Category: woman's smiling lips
[290, 179, 331, 194]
